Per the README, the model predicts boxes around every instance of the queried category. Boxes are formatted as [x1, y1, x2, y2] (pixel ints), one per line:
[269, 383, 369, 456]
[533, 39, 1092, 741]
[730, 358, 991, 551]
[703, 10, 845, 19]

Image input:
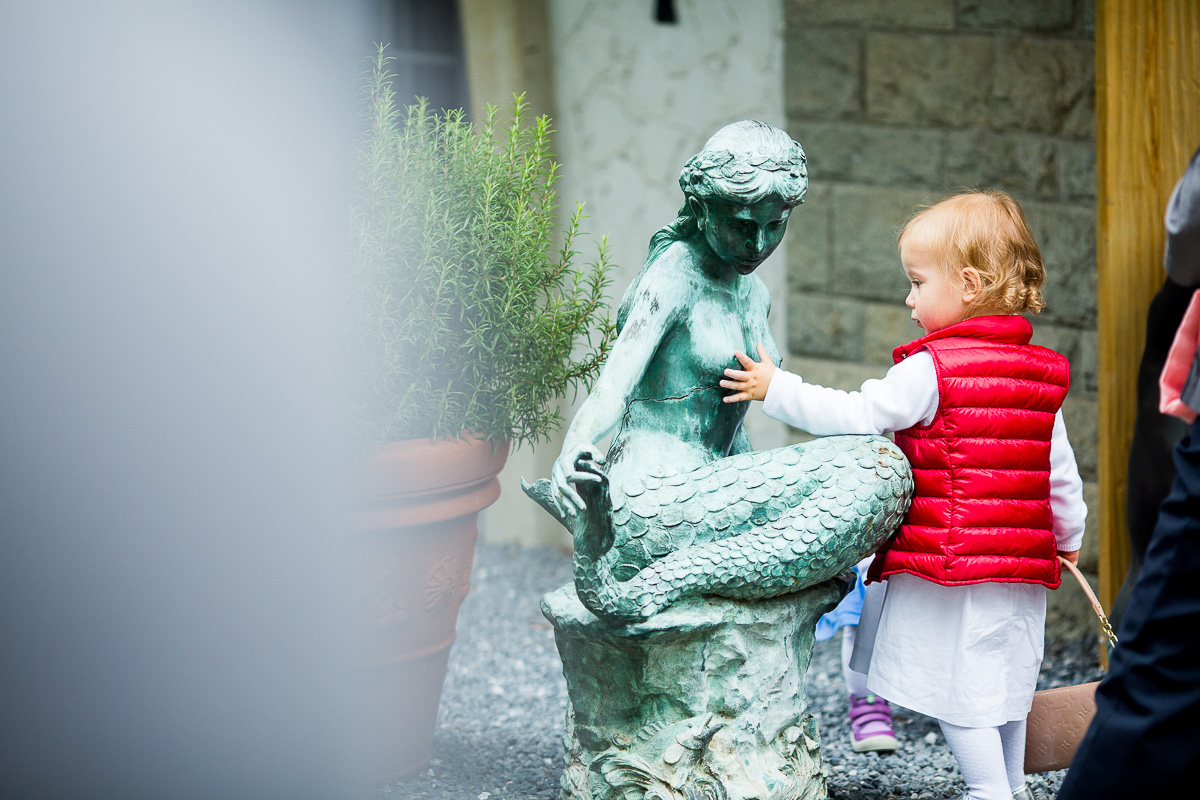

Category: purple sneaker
[848, 694, 899, 752]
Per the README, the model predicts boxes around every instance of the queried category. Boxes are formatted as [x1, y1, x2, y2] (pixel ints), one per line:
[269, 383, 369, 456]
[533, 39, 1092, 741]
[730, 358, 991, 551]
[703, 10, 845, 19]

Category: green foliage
[349, 45, 616, 448]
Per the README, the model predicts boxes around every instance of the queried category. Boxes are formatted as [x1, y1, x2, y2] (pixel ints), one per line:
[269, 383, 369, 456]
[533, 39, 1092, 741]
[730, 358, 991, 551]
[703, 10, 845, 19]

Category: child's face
[900, 232, 971, 335]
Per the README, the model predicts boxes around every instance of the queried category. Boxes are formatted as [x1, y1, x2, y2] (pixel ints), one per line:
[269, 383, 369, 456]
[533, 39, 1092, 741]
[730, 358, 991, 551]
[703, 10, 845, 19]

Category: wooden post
[1095, 1, 1200, 626]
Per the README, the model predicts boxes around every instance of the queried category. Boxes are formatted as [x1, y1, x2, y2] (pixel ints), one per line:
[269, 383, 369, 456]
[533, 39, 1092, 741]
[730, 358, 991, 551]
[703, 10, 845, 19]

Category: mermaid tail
[523, 435, 913, 624]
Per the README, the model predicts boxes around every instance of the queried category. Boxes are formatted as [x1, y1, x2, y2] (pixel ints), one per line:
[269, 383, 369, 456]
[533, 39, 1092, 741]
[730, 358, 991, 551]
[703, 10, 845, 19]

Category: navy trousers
[1057, 417, 1200, 798]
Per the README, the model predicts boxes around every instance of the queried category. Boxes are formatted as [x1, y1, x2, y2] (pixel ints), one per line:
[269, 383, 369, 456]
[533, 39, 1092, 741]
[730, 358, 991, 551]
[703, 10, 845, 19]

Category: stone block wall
[781, 0, 1100, 638]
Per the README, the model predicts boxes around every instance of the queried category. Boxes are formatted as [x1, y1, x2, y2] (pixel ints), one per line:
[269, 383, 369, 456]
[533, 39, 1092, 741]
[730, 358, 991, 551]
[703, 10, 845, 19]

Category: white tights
[840, 624, 869, 697]
[937, 719, 1028, 800]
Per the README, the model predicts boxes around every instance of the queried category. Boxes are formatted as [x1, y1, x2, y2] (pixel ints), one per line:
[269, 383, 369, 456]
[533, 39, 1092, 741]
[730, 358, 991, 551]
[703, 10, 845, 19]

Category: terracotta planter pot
[354, 434, 509, 783]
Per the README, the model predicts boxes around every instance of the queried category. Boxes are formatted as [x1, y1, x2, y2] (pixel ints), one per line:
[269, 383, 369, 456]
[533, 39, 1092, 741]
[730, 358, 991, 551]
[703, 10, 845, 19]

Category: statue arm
[551, 272, 680, 513]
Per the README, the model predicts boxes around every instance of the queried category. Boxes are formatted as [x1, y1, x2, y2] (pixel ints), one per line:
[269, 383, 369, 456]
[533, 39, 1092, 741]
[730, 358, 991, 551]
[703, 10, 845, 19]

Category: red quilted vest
[866, 315, 1071, 589]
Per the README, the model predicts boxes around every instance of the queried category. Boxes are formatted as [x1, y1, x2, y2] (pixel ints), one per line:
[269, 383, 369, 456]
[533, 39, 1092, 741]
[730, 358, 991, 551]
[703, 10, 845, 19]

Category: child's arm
[722, 345, 939, 435]
[1049, 411, 1087, 567]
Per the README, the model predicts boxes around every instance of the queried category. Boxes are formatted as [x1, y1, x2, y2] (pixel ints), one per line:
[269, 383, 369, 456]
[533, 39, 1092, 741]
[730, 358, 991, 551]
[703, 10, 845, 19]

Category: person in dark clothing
[1057, 145, 1200, 799]
[1111, 277, 1191, 631]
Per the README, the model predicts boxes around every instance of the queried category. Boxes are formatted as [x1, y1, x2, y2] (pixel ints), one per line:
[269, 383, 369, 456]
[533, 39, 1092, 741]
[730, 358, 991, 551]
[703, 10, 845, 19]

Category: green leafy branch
[348, 44, 616, 449]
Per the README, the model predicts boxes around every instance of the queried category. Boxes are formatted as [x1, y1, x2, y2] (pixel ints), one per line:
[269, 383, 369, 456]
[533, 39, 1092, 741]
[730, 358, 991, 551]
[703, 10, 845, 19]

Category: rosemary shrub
[349, 47, 616, 448]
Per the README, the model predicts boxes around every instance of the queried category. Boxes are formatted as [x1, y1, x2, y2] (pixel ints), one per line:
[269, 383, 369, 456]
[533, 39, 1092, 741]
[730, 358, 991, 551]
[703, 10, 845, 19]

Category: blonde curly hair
[899, 189, 1046, 316]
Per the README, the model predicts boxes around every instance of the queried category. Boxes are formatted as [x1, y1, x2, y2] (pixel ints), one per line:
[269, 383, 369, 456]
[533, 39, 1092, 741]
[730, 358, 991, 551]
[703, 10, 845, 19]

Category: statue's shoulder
[616, 244, 698, 331]
[636, 243, 706, 296]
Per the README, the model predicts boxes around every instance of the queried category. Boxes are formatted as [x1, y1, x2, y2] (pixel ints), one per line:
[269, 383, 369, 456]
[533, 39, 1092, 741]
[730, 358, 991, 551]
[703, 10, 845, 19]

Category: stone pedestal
[541, 578, 846, 800]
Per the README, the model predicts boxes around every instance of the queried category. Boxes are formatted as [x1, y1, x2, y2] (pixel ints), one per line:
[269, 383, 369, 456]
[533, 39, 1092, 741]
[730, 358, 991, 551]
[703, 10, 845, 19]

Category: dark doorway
[370, 0, 468, 116]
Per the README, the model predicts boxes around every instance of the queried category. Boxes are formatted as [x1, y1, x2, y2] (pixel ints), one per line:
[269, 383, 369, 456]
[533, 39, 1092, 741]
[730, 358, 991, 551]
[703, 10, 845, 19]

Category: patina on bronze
[524, 121, 913, 800]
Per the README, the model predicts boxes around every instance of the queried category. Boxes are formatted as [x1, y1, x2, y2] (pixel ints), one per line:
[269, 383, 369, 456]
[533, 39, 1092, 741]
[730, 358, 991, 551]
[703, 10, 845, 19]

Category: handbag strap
[1058, 555, 1118, 648]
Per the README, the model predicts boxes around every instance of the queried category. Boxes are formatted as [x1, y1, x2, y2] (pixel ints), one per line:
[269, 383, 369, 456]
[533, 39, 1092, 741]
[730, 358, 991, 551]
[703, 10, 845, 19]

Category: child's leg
[937, 720, 1011, 800]
[997, 719, 1027, 793]
[845, 623, 898, 752]
[841, 624, 869, 697]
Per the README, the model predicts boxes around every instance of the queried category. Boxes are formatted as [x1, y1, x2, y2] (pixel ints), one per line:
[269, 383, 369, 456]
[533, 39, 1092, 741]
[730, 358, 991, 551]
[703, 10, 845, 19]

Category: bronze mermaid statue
[524, 120, 912, 624]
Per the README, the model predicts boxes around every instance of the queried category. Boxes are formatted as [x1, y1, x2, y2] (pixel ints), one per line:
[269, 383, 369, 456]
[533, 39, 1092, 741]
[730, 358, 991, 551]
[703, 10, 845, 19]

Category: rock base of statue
[541, 578, 847, 800]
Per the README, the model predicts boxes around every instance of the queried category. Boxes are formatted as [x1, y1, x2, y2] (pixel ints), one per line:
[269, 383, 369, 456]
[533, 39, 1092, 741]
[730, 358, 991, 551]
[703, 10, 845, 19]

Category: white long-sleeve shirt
[762, 351, 1087, 552]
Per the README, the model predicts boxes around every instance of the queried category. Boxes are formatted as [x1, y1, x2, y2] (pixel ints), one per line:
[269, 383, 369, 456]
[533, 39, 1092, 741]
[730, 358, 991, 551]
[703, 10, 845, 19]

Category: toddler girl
[721, 190, 1086, 800]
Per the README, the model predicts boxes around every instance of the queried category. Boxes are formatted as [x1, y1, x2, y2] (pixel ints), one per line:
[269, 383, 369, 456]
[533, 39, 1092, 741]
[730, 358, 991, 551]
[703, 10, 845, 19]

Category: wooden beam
[1096, 0, 1200, 623]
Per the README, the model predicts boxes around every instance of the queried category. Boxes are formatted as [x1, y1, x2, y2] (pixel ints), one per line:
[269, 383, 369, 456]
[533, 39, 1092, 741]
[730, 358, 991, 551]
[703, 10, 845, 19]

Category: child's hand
[720, 343, 776, 403]
[1057, 549, 1079, 565]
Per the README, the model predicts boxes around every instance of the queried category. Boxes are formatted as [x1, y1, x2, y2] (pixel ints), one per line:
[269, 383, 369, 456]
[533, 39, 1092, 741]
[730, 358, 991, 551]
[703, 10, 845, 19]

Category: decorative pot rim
[359, 432, 510, 501]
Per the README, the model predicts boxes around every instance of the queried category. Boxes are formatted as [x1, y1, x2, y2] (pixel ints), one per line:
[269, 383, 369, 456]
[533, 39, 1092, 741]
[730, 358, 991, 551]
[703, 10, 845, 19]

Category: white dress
[762, 351, 1087, 728]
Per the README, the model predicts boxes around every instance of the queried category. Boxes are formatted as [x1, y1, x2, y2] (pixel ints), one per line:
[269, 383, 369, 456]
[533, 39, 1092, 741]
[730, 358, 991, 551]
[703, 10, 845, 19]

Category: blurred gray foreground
[0, 4, 1104, 797]
[383, 543, 1104, 800]
[1, 2, 373, 797]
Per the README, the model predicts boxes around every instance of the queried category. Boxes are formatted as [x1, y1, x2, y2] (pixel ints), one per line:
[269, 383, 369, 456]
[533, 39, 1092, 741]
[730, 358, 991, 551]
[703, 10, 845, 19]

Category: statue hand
[550, 443, 606, 516]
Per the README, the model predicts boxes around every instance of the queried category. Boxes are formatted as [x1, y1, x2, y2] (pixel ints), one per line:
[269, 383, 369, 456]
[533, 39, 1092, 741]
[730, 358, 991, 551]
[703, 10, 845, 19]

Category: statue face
[696, 197, 792, 275]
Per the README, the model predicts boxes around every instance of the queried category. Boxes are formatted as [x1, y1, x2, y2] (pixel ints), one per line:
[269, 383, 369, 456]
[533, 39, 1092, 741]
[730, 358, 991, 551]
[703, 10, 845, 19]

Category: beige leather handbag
[1023, 557, 1119, 773]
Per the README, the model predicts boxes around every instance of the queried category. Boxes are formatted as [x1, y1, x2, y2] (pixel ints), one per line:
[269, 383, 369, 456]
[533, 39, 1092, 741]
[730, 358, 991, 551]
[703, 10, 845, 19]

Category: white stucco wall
[480, 0, 789, 548]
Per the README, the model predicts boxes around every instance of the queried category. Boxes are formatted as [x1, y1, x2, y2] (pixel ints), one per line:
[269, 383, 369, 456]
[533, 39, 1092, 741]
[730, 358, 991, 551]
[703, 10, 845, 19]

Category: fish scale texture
[529, 435, 913, 623]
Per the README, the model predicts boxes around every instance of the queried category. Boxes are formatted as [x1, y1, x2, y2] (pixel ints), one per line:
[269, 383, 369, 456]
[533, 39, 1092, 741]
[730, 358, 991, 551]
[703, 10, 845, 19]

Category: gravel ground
[380, 543, 1105, 800]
